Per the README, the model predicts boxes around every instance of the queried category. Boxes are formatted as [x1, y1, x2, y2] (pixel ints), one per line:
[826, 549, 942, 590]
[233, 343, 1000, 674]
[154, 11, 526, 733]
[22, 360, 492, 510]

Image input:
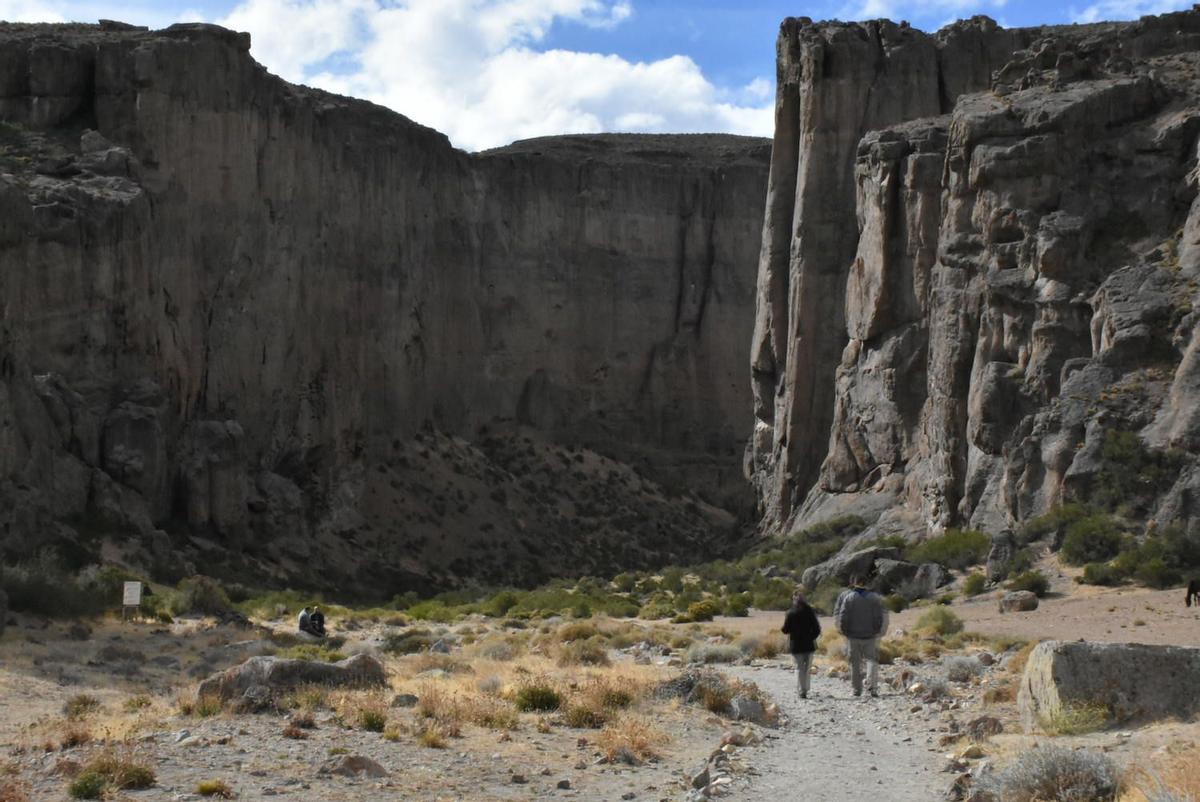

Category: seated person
[309, 605, 326, 637]
[298, 606, 312, 634]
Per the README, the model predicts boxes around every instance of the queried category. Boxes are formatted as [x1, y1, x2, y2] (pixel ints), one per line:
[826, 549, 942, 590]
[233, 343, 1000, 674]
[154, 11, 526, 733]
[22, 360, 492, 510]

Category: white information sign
[122, 581, 143, 607]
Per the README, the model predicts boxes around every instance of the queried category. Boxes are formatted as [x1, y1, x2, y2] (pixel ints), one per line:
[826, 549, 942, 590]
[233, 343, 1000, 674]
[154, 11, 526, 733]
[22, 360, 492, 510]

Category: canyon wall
[0, 22, 769, 591]
[750, 10, 1200, 540]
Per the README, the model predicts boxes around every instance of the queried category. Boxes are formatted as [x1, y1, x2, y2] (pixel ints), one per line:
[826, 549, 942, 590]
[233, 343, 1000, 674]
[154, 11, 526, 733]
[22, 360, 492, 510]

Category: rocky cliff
[750, 11, 1200, 541]
[0, 22, 769, 592]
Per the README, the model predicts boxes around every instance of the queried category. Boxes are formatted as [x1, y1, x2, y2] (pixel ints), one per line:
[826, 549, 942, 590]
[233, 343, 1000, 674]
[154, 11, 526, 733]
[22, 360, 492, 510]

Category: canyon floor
[1, 565, 1199, 801]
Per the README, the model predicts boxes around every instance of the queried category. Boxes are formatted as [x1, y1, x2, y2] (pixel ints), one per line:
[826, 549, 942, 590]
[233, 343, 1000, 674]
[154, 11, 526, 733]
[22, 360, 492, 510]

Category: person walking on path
[781, 589, 821, 699]
[834, 575, 888, 697]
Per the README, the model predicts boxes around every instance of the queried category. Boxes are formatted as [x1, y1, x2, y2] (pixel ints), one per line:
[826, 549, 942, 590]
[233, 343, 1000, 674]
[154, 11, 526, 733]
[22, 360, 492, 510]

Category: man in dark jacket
[781, 589, 821, 699]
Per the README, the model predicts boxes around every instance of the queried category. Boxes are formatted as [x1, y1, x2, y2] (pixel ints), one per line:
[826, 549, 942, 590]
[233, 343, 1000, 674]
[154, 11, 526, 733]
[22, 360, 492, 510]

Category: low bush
[686, 642, 741, 664]
[381, 629, 434, 655]
[963, 572, 987, 597]
[513, 681, 562, 712]
[1061, 514, 1125, 566]
[915, 607, 963, 636]
[1006, 570, 1050, 597]
[1080, 562, 1125, 586]
[171, 576, 232, 616]
[884, 593, 908, 613]
[686, 600, 719, 622]
[737, 634, 785, 660]
[909, 529, 990, 571]
[943, 655, 983, 683]
[596, 715, 668, 763]
[556, 637, 610, 667]
[723, 593, 751, 617]
[982, 745, 1121, 802]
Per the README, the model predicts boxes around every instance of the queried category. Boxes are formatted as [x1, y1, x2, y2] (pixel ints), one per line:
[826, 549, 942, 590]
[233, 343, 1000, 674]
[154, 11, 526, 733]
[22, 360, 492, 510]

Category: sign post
[122, 581, 143, 622]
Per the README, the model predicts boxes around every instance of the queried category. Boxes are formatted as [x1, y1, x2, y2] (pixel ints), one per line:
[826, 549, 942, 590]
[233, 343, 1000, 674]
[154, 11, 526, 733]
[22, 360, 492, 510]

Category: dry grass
[58, 727, 92, 750]
[195, 779, 234, 798]
[1005, 641, 1040, 678]
[279, 684, 329, 712]
[1123, 745, 1200, 801]
[0, 778, 30, 802]
[596, 715, 668, 764]
[738, 633, 787, 660]
[281, 724, 309, 740]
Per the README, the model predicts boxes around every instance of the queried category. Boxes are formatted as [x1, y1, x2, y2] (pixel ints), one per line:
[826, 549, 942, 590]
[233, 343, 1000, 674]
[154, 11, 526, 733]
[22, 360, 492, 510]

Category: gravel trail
[724, 663, 945, 802]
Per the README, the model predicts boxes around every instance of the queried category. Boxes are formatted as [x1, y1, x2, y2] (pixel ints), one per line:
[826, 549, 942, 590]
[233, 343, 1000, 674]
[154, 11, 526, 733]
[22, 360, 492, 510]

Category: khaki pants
[846, 637, 879, 694]
[792, 652, 813, 695]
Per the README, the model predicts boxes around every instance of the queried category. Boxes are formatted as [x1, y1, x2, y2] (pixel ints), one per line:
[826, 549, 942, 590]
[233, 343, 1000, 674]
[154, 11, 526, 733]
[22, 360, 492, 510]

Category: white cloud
[1070, 0, 1191, 23]
[214, 0, 772, 151]
[0, 0, 67, 22]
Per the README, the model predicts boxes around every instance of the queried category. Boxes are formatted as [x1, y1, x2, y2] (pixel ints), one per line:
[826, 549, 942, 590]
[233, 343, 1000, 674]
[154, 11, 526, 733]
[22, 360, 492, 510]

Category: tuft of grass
[280, 685, 329, 712]
[596, 715, 668, 764]
[737, 634, 786, 660]
[123, 695, 152, 713]
[63, 695, 100, 721]
[417, 724, 448, 749]
[195, 779, 234, 798]
[1041, 703, 1112, 736]
[358, 707, 388, 733]
[59, 728, 92, 749]
[66, 752, 155, 799]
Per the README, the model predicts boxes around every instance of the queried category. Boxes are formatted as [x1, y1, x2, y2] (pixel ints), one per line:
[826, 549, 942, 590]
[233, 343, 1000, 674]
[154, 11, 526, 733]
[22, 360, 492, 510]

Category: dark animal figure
[1187, 579, 1199, 608]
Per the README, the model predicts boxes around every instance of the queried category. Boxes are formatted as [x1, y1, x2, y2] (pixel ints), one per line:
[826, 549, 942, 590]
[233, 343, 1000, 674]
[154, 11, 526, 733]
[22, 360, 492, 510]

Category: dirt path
[721, 663, 945, 802]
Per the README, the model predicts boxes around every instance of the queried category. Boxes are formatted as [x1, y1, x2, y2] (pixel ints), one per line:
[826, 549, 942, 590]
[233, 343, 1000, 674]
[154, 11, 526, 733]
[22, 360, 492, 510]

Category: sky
[3, 0, 1195, 151]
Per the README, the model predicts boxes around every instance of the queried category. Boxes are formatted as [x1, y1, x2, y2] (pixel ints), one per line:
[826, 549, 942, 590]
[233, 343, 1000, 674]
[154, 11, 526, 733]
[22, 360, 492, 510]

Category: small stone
[511, 774, 527, 784]
[557, 779, 571, 790]
[390, 694, 418, 708]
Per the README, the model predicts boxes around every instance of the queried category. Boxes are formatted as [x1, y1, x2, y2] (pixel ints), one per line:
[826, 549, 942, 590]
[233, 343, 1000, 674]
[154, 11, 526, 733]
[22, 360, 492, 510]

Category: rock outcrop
[195, 653, 387, 702]
[1018, 640, 1200, 730]
[750, 11, 1200, 541]
[0, 23, 770, 590]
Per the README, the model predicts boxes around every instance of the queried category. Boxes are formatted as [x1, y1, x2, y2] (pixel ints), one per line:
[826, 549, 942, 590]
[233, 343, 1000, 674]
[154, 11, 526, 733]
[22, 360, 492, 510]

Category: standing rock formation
[750, 10, 1200, 540]
[0, 22, 769, 591]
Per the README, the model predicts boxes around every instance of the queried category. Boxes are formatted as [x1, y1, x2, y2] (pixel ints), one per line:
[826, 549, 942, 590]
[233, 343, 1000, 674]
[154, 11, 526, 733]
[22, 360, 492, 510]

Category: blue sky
[4, 0, 1193, 149]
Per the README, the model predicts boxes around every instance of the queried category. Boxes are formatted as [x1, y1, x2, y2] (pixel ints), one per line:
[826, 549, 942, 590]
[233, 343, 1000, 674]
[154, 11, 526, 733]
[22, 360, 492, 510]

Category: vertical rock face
[751, 10, 1200, 538]
[0, 23, 769, 590]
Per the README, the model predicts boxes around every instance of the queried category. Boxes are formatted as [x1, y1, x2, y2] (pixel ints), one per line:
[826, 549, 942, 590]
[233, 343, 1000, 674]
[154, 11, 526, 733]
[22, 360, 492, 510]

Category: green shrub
[1133, 557, 1180, 589]
[0, 551, 102, 617]
[513, 682, 562, 712]
[1006, 571, 1050, 597]
[909, 529, 990, 570]
[172, 576, 231, 616]
[358, 708, 387, 732]
[196, 779, 234, 798]
[723, 593, 751, 617]
[68, 772, 108, 800]
[884, 593, 908, 613]
[67, 753, 155, 799]
[686, 600, 719, 622]
[1080, 562, 1125, 586]
[963, 572, 987, 596]
[1091, 430, 1185, 515]
[1020, 503, 1088, 543]
[915, 607, 963, 636]
[1060, 514, 1125, 566]
[637, 598, 675, 620]
[750, 580, 794, 611]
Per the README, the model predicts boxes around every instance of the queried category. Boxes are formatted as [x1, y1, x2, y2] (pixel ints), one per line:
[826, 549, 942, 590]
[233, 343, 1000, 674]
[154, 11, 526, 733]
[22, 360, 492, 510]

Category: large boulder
[1018, 641, 1200, 731]
[871, 559, 951, 598]
[196, 654, 386, 702]
[801, 546, 903, 590]
[0, 586, 7, 638]
[999, 591, 1039, 613]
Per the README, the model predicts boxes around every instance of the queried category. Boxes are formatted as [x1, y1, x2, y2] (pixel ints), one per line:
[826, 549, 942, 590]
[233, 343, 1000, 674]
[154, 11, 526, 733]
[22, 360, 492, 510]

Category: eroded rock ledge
[749, 10, 1200, 540]
[0, 22, 770, 591]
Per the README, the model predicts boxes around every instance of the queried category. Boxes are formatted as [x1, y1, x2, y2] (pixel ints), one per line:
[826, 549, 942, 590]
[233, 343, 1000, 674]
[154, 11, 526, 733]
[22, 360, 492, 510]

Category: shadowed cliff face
[750, 10, 1200, 541]
[0, 22, 770, 592]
